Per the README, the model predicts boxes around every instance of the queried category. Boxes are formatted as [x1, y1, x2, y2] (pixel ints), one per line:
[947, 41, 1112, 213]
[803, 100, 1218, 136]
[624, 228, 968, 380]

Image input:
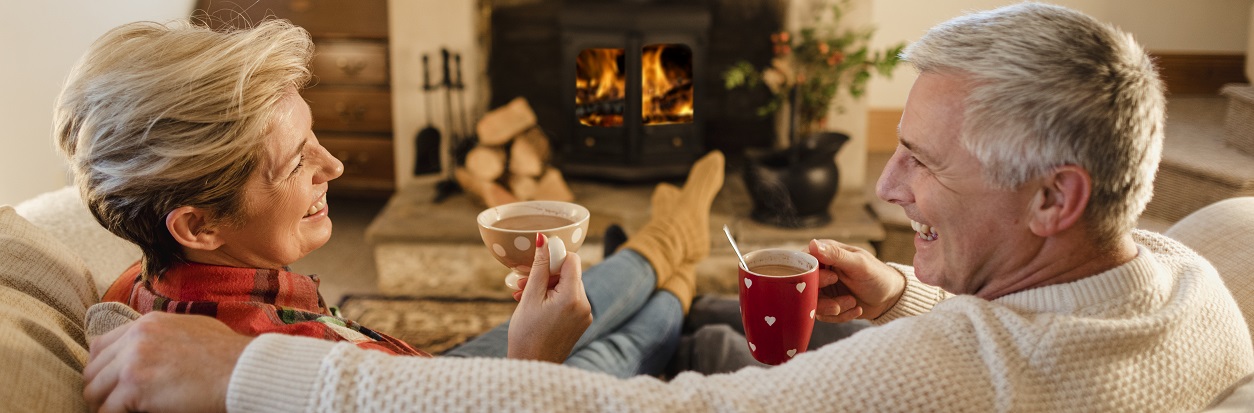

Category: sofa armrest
[0, 206, 96, 412]
[1205, 372, 1254, 412]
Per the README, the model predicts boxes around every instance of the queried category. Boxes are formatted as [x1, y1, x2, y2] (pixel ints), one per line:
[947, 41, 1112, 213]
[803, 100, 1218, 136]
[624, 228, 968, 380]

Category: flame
[575, 48, 625, 127]
[575, 44, 693, 127]
[641, 45, 693, 125]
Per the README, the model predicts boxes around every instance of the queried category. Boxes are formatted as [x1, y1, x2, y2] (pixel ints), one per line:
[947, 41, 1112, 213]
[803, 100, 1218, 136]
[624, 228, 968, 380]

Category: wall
[389, 0, 480, 188]
[392, 1, 1252, 194]
[2, 2, 1250, 203]
[866, 0, 1254, 109]
[0, 0, 195, 206]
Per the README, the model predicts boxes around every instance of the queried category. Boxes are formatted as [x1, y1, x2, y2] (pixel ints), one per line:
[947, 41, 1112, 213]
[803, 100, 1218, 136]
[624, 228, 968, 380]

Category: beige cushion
[1166, 196, 1254, 343]
[1222, 85, 1254, 158]
[0, 206, 96, 412]
[15, 186, 141, 296]
[1207, 372, 1254, 412]
[1166, 197, 1254, 411]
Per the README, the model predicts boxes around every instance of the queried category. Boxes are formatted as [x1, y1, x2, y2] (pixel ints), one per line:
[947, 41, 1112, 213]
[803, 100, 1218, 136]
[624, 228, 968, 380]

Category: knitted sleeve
[227, 319, 999, 412]
[872, 263, 952, 325]
[224, 236, 1253, 412]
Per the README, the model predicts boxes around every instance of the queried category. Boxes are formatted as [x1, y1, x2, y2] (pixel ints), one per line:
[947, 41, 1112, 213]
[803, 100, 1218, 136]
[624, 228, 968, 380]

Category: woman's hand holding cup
[506, 233, 592, 363]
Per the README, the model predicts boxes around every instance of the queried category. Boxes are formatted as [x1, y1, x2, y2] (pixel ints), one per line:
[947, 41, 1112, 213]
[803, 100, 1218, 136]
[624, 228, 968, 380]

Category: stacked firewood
[455, 97, 575, 207]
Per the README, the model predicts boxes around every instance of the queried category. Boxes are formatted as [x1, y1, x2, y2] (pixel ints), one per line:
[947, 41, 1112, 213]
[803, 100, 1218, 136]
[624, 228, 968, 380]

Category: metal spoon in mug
[723, 225, 748, 270]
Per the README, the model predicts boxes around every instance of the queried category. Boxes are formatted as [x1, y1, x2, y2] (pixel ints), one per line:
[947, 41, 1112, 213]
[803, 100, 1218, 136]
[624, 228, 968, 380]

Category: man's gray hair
[903, 2, 1165, 243]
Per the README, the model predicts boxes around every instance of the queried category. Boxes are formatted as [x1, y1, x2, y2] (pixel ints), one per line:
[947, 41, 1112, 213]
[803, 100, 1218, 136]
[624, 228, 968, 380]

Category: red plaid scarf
[103, 261, 428, 357]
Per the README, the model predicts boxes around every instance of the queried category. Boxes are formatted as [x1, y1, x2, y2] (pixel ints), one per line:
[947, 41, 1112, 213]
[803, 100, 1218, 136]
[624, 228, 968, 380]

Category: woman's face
[204, 89, 344, 269]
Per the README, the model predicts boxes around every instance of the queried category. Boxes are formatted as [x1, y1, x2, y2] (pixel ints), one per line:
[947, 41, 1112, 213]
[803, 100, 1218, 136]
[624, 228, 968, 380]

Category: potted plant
[724, 0, 905, 227]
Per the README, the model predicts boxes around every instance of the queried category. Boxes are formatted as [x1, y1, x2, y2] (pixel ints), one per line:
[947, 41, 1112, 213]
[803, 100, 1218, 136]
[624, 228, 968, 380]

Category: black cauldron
[743, 132, 850, 228]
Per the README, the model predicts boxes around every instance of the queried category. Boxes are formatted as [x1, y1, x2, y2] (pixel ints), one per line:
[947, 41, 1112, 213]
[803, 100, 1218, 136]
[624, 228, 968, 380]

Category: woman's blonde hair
[54, 19, 313, 279]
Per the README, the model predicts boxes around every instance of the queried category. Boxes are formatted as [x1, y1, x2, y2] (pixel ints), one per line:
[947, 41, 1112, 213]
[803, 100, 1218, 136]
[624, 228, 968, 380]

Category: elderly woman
[57, 19, 725, 377]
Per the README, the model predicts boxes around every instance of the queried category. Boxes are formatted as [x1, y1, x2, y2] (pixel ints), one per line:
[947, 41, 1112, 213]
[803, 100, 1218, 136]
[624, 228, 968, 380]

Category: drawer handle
[335, 102, 368, 122]
[336, 57, 367, 76]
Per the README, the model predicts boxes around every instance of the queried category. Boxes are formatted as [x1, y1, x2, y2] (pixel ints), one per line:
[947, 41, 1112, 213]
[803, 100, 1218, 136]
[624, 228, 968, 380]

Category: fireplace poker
[453, 53, 476, 148]
[413, 54, 442, 175]
[433, 47, 462, 203]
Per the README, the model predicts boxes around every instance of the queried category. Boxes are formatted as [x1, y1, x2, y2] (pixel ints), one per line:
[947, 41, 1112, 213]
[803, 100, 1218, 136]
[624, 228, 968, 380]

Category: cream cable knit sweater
[227, 231, 1254, 412]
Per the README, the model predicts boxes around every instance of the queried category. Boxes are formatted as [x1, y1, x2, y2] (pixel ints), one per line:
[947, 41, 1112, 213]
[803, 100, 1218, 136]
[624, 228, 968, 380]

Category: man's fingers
[816, 305, 862, 323]
[84, 318, 141, 385]
[98, 384, 143, 413]
[83, 358, 114, 408]
[816, 294, 858, 317]
[818, 267, 841, 289]
[809, 239, 868, 269]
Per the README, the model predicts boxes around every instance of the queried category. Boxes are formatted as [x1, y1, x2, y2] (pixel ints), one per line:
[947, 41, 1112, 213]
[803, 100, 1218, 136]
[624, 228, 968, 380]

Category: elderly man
[85, 3, 1252, 412]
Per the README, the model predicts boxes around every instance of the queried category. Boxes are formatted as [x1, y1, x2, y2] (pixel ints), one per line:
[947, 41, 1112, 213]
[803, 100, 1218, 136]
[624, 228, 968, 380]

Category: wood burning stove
[558, 4, 711, 181]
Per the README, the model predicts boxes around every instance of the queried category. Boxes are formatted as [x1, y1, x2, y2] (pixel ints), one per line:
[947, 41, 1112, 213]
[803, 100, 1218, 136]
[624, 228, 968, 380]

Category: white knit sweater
[227, 230, 1254, 412]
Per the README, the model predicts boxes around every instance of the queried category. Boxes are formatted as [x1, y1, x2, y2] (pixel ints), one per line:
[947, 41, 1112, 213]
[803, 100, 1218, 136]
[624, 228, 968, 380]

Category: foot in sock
[602, 224, 627, 258]
[623, 151, 724, 313]
[645, 184, 698, 312]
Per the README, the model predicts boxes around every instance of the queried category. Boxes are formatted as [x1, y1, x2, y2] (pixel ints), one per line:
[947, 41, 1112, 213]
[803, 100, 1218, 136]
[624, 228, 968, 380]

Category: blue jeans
[445, 250, 683, 378]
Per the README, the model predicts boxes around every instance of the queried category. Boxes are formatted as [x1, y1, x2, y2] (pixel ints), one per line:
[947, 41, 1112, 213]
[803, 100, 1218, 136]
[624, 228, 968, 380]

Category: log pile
[456, 97, 574, 207]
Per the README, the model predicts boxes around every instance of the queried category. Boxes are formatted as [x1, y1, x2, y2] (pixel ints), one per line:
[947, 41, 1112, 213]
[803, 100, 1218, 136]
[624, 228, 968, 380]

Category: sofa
[3, 186, 1254, 411]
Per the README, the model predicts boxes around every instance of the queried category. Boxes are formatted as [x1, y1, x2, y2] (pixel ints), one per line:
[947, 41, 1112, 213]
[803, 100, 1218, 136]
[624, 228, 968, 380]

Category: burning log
[460, 97, 574, 207]
[653, 79, 692, 110]
[575, 100, 626, 118]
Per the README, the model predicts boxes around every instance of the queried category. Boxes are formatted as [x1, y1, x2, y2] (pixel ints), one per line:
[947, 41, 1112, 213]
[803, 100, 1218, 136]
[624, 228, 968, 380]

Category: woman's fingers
[521, 233, 553, 303]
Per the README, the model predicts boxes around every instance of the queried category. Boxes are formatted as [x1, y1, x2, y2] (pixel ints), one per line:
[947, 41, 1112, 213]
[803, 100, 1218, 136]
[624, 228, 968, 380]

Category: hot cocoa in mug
[748, 264, 807, 277]
[490, 215, 575, 231]
[476, 201, 591, 290]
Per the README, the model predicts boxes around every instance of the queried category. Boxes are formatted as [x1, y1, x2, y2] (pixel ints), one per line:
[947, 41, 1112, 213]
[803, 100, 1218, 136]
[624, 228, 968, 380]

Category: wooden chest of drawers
[194, 0, 395, 197]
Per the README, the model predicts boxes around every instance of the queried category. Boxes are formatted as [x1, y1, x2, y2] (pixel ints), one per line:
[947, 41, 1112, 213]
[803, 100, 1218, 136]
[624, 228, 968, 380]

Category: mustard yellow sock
[661, 261, 697, 314]
[622, 151, 724, 312]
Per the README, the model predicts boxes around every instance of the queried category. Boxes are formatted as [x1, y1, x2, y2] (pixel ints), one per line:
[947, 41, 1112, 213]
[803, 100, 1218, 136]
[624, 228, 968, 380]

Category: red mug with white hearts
[738, 248, 820, 365]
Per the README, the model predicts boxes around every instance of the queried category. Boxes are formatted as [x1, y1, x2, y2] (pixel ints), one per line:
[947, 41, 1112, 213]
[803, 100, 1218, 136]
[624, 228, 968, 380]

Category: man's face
[875, 72, 1040, 295]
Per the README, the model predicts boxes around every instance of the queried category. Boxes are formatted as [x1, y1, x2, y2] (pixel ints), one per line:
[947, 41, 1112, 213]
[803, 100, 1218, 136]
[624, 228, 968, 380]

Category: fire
[575, 48, 625, 127]
[575, 44, 693, 127]
[641, 45, 694, 125]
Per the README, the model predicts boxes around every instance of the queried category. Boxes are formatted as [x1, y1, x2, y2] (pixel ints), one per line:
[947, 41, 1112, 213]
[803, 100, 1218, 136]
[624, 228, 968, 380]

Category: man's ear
[1028, 165, 1091, 237]
[165, 206, 225, 251]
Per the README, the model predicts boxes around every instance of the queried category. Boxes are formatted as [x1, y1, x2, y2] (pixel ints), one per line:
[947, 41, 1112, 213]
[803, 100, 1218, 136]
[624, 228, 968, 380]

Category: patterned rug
[337, 294, 517, 354]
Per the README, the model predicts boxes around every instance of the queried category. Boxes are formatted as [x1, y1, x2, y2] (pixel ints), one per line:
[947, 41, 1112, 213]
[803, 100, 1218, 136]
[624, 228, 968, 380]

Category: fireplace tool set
[413, 48, 477, 202]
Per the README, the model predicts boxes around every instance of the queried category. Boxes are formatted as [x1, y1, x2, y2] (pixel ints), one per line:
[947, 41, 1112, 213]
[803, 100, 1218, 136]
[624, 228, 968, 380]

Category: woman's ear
[165, 206, 225, 251]
[1028, 165, 1091, 237]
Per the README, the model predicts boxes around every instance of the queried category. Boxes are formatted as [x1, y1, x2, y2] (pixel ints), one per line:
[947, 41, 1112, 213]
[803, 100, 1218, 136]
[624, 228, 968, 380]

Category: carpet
[337, 294, 517, 354]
